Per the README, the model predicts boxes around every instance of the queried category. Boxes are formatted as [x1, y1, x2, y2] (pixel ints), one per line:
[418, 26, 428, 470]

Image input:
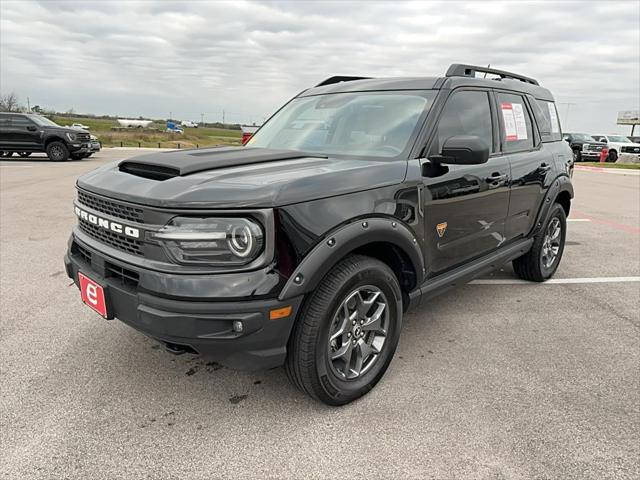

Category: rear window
[533, 99, 562, 142]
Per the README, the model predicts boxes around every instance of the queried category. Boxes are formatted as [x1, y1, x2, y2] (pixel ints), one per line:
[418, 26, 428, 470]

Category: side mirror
[430, 135, 489, 166]
[27, 125, 37, 131]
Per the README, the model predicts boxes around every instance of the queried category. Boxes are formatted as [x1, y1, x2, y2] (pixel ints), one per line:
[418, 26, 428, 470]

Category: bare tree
[0, 92, 23, 112]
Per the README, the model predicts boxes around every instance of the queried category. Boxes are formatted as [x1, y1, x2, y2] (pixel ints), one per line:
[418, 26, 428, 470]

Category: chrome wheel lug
[347, 332, 351, 338]
[360, 320, 364, 325]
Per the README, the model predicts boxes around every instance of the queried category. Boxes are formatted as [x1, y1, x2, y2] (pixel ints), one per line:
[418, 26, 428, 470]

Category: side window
[11, 116, 35, 129]
[496, 93, 534, 153]
[432, 90, 494, 154]
[532, 99, 562, 142]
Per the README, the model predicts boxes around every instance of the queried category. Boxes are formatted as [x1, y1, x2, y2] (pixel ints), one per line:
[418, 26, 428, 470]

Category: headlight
[66, 132, 78, 141]
[151, 217, 264, 266]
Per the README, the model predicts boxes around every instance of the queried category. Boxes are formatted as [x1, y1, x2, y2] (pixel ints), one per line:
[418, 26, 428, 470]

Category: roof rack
[315, 76, 372, 87]
[445, 64, 539, 86]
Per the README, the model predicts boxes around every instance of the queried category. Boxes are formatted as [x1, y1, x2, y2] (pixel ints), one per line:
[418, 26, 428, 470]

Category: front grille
[105, 261, 140, 288]
[76, 132, 91, 142]
[584, 143, 602, 152]
[79, 219, 143, 256]
[77, 190, 144, 224]
[621, 146, 640, 154]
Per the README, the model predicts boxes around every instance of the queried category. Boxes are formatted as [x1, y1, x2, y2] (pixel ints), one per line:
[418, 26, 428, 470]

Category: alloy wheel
[327, 285, 389, 380]
[541, 217, 561, 269]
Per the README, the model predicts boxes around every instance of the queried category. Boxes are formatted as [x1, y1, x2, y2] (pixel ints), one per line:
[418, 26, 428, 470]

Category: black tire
[607, 150, 618, 162]
[18, 152, 31, 158]
[46, 141, 69, 162]
[513, 203, 566, 282]
[285, 254, 403, 406]
[572, 149, 581, 162]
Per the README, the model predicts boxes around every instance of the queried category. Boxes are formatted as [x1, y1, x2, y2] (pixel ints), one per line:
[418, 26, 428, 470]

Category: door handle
[538, 163, 552, 172]
[485, 172, 508, 186]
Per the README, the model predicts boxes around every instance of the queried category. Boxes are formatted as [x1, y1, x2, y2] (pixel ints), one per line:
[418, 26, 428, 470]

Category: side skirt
[407, 238, 534, 311]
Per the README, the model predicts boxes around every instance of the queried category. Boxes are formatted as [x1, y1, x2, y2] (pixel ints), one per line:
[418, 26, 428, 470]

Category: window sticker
[548, 102, 560, 133]
[501, 103, 518, 141]
[501, 102, 528, 141]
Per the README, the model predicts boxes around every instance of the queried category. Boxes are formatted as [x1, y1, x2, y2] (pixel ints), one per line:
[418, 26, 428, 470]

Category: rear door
[0, 114, 12, 148]
[494, 91, 552, 240]
[421, 88, 511, 275]
[8, 115, 41, 150]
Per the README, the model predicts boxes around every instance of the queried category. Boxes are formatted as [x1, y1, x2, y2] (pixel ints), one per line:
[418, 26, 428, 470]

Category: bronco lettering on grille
[75, 206, 140, 238]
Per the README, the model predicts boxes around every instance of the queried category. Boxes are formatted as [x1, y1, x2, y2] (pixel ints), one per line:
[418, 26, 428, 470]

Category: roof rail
[315, 76, 372, 87]
[445, 64, 539, 86]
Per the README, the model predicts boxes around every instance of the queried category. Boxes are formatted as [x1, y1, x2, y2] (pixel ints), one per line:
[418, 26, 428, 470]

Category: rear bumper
[65, 236, 303, 370]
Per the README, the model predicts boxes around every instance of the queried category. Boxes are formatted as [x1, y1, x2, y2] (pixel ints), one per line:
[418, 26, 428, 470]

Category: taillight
[242, 132, 252, 145]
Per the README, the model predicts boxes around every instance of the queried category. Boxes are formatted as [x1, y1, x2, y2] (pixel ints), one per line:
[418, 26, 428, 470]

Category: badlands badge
[436, 222, 447, 238]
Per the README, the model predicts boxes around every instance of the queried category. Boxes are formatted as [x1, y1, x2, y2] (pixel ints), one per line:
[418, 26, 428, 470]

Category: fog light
[232, 320, 243, 333]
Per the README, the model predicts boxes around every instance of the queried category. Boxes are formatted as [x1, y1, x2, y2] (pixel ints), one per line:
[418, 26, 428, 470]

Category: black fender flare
[531, 174, 574, 237]
[278, 217, 425, 301]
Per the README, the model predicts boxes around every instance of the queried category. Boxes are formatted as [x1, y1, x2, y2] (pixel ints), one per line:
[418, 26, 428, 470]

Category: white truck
[591, 134, 640, 162]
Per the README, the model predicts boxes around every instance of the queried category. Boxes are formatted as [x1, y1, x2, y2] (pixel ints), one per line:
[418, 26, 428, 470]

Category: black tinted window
[533, 99, 561, 142]
[496, 93, 534, 153]
[11, 116, 35, 128]
[433, 90, 494, 154]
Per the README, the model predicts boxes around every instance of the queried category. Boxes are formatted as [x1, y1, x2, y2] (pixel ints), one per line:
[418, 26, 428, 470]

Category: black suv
[65, 64, 574, 405]
[562, 132, 606, 162]
[0, 112, 92, 161]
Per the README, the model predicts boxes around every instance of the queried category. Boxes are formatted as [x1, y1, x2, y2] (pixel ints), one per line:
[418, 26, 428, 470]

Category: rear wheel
[513, 203, 566, 282]
[285, 254, 403, 406]
[46, 142, 69, 161]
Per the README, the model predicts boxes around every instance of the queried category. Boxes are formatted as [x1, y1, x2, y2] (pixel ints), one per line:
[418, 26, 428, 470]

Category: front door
[421, 89, 511, 275]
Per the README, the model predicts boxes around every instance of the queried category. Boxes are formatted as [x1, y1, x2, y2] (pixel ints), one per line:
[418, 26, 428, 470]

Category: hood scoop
[118, 147, 326, 180]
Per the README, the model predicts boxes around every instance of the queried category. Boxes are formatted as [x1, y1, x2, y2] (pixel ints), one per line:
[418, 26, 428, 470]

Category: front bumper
[69, 143, 91, 154]
[65, 236, 303, 370]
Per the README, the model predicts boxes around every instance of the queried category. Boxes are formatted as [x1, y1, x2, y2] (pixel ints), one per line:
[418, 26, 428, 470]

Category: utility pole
[169, 111, 172, 121]
[222, 109, 225, 125]
[27, 96, 31, 112]
[557, 102, 576, 129]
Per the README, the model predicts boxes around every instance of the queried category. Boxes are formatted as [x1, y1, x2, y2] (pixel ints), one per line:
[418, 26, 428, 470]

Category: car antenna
[483, 64, 490, 78]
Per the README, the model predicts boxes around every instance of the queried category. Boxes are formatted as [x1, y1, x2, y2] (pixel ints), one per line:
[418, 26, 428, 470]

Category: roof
[302, 64, 555, 101]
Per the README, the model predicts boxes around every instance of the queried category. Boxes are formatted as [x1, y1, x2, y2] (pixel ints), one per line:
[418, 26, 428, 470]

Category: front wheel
[608, 150, 618, 162]
[46, 142, 69, 161]
[285, 254, 403, 406]
[572, 149, 581, 162]
[513, 203, 566, 282]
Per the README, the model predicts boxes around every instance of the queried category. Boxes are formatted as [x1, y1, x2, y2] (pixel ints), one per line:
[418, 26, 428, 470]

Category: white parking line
[567, 218, 591, 222]
[471, 276, 640, 285]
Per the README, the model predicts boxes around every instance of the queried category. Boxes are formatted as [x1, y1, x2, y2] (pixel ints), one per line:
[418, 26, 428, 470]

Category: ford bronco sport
[65, 64, 574, 405]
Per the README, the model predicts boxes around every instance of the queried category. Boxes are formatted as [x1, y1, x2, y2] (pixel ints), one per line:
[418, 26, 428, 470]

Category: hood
[77, 147, 407, 208]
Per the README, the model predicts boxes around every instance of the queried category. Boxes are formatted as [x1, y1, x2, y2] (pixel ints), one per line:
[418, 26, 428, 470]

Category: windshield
[30, 115, 60, 127]
[607, 135, 632, 143]
[572, 133, 595, 141]
[247, 91, 436, 158]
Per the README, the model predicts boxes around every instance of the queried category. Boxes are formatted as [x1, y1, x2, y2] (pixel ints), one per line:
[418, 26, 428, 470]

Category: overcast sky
[1, 0, 638, 133]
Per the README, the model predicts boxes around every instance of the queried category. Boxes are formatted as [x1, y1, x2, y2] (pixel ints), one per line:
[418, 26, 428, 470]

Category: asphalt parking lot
[1, 150, 638, 479]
